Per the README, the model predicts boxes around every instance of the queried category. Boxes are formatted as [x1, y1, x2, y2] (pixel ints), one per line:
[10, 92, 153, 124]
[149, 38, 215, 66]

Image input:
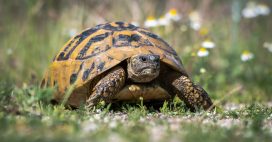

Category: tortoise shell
[42, 22, 186, 95]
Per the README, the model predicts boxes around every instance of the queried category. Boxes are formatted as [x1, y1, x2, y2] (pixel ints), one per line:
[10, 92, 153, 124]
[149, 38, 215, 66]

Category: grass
[0, 0, 272, 141]
[0, 85, 271, 142]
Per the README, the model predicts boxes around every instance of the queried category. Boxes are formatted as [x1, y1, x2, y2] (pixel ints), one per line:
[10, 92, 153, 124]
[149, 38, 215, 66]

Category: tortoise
[41, 22, 213, 111]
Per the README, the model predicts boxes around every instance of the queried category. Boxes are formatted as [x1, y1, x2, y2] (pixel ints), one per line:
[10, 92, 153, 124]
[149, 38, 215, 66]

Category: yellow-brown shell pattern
[42, 22, 186, 93]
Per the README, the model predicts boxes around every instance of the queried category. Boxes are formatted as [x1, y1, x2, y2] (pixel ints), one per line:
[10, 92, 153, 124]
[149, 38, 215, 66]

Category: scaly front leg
[85, 66, 126, 110]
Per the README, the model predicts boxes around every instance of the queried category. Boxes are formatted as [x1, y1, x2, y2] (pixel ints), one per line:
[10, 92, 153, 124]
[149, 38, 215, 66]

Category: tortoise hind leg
[85, 66, 126, 110]
[172, 75, 214, 111]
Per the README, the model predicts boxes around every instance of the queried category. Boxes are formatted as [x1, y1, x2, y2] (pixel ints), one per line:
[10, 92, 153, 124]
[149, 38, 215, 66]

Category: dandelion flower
[241, 50, 254, 61]
[201, 39, 216, 49]
[197, 47, 209, 57]
[144, 16, 158, 28]
[189, 11, 202, 30]
[165, 8, 181, 21]
[263, 42, 272, 52]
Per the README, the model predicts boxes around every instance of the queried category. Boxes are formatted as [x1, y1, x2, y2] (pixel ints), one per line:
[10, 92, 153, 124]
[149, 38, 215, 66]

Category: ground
[0, 85, 271, 142]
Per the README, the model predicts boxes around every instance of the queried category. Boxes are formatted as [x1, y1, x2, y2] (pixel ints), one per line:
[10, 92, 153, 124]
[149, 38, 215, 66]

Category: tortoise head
[127, 54, 160, 83]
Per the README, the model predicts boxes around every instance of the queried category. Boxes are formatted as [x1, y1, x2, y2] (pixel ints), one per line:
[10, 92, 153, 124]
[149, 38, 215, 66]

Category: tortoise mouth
[138, 66, 158, 74]
[129, 67, 160, 83]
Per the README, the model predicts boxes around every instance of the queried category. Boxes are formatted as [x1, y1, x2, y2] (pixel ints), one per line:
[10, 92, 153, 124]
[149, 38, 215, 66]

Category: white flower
[197, 47, 209, 57]
[242, 2, 258, 18]
[263, 42, 272, 52]
[157, 16, 170, 26]
[189, 11, 202, 30]
[165, 8, 181, 21]
[131, 21, 139, 27]
[68, 28, 77, 37]
[242, 2, 270, 18]
[200, 68, 206, 74]
[190, 22, 201, 31]
[201, 40, 216, 48]
[242, 8, 258, 18]
[144, 16, 159, 28]
[241, 50, 254, 61]
[7, 48, 13, 55]
[256, 4, 270, 16]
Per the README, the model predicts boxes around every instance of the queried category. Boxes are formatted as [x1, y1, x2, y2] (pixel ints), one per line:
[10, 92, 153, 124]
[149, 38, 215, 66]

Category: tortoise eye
[139, 56, 147, 62]
[150, 55, 160, 61]
[149, 55, 155, 61]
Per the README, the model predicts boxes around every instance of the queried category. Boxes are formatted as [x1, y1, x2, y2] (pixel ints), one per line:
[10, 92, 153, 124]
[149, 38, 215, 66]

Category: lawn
[0, 0, 271, 142]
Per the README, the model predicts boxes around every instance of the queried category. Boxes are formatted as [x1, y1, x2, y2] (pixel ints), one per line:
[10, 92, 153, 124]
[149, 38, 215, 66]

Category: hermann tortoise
[41, 22, 213, 111]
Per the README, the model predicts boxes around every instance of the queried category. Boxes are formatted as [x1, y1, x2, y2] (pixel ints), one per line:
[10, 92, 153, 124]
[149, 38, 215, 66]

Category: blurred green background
[0, 0, 271, 103]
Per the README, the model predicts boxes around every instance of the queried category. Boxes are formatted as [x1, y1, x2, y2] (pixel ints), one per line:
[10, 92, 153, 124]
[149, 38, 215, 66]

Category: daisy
[241, 50, 254, 61]
[165, 8, 181, 21]
[197, 47, 209, 57]
[144, 16, 159, 28]
[201, 39, 216, 49]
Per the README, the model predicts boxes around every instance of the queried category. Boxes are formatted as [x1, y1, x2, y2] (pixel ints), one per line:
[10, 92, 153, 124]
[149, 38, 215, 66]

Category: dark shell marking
[82, 62, 95, 81]
[103, 22, 137, 31]
[56, 22, 177, 61]
[76, 32, 111, 60]
[56, 25, 103, 61]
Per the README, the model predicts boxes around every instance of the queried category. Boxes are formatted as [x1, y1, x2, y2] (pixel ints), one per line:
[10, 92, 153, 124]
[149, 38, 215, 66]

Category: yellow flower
[197, 47, 209, 57]
[241, 50, 254, 61]
[199, 27, 209, 36]
[169, 8, 177, 15]
[201, 39, 216, 49]
[165, 8, 181, 21]
[191, 52, 196, 57]
[144, 16, 158, 28]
